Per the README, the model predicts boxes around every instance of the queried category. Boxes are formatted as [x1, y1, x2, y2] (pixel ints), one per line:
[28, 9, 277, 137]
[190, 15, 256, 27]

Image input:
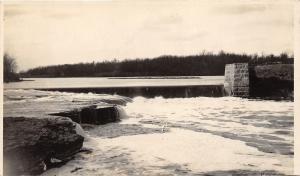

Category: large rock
[3, 116, 84, 176]
[50, 105, 121, 125]
[80, 105, 120, 125]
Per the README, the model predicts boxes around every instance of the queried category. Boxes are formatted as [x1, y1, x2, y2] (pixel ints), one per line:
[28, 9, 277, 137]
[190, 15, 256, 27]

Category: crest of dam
[37, 85, 226, 98]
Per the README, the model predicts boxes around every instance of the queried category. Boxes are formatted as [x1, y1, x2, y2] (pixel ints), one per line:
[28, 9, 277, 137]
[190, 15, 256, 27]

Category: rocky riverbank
[3, 89, 130, 175]
[4, 117, 84, 175]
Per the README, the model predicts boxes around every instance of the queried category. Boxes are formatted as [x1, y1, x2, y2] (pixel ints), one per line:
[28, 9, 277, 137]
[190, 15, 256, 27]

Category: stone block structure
[224, 63, 249, 97]
[224, 63, 293, 100]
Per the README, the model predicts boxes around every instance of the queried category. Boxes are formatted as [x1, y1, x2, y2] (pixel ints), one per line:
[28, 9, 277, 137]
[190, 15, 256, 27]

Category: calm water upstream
[4, 76, 224, 89]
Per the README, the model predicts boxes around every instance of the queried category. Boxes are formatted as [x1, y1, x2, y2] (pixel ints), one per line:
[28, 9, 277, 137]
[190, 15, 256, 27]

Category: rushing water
[3, 77, 293, 175]
[48, 96, 292, 175]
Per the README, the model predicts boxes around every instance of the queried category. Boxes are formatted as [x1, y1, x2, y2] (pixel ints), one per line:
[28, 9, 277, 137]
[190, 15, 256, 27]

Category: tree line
[20, 51, 293, 78]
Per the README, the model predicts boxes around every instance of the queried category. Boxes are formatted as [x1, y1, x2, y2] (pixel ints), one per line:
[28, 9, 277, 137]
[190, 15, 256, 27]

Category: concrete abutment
[224, 63, 293, 100]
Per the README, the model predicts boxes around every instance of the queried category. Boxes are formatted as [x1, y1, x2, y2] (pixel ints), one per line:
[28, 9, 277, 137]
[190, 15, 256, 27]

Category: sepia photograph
[1, 0, 297, 175]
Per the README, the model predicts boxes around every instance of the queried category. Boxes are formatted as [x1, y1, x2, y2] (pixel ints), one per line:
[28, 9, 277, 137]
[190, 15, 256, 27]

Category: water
[4, 76, 224, 89]
[39, 95, 293, 175]
[3, 77, 293, 175]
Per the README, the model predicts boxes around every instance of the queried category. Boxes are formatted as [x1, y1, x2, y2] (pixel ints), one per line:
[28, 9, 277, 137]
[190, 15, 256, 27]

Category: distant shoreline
[19, 76, 205, 79]
[108, 76, 202, 79]
[4, 78, 34, 83]
[20, 52, 293, 78]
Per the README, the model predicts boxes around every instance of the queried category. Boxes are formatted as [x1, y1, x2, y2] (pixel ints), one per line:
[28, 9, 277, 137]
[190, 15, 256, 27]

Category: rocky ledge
[3, 90, 128, 175]
[50, 105, 121, 125]
[3, 116, 85, 175]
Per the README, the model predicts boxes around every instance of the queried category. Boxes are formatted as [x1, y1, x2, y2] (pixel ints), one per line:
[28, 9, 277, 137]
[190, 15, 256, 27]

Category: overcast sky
[4, 0, 294, 71]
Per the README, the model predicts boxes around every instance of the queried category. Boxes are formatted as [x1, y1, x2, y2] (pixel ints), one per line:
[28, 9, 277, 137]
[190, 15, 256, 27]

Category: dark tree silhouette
[21, 51, 293, 78]
[4, 53, 20, 82]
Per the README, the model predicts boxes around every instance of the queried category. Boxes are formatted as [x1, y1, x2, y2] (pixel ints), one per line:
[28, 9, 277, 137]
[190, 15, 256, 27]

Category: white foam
[115, 105, 128, 119]
[75, 123, 87, 139]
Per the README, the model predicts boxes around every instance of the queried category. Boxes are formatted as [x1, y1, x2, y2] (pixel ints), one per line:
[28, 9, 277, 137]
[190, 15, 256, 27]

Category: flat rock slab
[3, 89, 131, 118]
[3, 116, 84, 175]
[50, 105, 121, 125]
[80, 105, 120, 124]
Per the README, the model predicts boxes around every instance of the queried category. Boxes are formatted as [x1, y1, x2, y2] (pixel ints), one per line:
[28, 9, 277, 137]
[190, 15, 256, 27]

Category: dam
[4, 63, 293, 99]
[37, 85, 225, 98]
[37, 63, 293, 100]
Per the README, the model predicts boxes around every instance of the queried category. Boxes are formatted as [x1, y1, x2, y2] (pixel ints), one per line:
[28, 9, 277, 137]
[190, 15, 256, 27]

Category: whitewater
[4, 89, 293, 175]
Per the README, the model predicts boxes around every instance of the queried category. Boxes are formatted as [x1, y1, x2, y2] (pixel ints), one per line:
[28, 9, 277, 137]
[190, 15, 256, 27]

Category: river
[3, 77, 293, 175]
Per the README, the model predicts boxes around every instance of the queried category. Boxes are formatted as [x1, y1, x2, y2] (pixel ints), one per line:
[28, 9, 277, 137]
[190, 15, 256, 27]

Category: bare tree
[3, 53, 19, 82]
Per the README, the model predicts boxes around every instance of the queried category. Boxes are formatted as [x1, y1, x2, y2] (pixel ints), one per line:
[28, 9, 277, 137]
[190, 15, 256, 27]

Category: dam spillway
[37, 85, 226, 98]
